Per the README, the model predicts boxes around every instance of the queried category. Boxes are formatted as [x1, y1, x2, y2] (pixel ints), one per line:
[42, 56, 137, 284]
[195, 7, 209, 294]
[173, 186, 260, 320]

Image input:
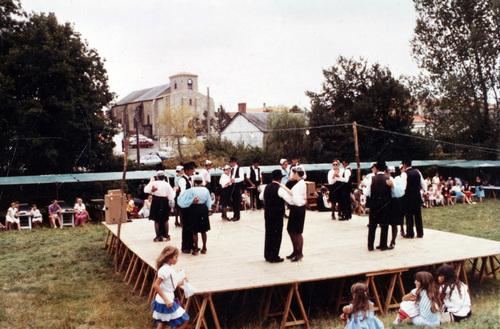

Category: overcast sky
[22, 0, 420, 111]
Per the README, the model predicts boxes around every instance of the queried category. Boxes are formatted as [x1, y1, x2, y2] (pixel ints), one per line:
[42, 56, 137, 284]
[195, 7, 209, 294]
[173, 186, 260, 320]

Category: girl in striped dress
[394, 271, 442, 327]
[152, 246, 190, 329]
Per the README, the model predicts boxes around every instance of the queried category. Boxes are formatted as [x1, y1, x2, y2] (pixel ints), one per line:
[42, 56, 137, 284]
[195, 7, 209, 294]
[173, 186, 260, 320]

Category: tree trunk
[177, 137, 183, 160]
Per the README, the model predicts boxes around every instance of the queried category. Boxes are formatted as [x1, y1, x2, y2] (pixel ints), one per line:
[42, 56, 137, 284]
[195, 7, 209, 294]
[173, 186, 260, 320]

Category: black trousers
[264, 211, 284, 261]
[249, 187, 262, 209]
[180, 208, 194, 252]
[368, 207, 389, 249]
[405, 207, 423, 238]
[231, 185, 242, 218]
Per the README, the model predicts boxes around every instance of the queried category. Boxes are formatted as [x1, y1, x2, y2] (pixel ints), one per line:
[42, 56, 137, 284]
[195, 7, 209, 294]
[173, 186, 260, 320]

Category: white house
[221, 112, 269, 148]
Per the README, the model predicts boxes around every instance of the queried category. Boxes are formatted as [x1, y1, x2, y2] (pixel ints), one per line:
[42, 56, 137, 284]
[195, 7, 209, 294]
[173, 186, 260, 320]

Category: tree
[412, 0, 500, 158]
[0, 9, 115, 175]
[159, 105, 200, 161]
[264, 112, 309, 160]
[306, 57, 429, 162]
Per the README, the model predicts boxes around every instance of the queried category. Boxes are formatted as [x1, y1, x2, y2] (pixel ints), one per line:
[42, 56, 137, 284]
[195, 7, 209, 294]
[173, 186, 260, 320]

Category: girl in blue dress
[152, 246, 190, 329]
[341, 282, 384, 329]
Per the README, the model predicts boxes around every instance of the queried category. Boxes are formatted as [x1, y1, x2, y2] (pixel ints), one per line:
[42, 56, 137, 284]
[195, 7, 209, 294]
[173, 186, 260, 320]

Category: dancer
[389, 166, 405, 248]
[178, 162, 195, 253]
[229, 157, 244, 221]
[365, 161, 393, 251]
[152, 246, 190, 329]
[401, 159, 427, 238]
[259, 170, 292, 263]
[286, 166, 307, 262]
[339, 160, 352, 220]
[177, 176, 212, 255]
[144, 170, 175, 242]
[327, 159, 342, 220]
[219, 165, 233, 220]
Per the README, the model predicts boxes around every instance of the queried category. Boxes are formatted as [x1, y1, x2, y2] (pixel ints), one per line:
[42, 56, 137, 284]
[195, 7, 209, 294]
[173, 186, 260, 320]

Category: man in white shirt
[288, 155, 307, 180]
[327, 159, 342, 220]
[259, 170, 293, 263]
[144, 170, 175, 242]
[197, 160, 213, 189]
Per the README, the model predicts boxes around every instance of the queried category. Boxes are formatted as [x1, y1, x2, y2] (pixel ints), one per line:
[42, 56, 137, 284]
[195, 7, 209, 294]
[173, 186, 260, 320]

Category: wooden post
[116, 125, 129, 272]
[352, 121, 361, 186]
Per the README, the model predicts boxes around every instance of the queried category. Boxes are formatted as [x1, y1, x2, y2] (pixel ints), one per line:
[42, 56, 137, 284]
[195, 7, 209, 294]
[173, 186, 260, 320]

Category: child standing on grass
[152, 246, 189, 329]
[393, 271, 442, 327]
[341, 282, 384, 329]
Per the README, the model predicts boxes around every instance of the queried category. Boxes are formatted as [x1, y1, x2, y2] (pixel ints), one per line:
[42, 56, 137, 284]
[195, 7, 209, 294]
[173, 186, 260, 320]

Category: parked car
[139, 153, 162, 165]
[129, 134, 154, 148]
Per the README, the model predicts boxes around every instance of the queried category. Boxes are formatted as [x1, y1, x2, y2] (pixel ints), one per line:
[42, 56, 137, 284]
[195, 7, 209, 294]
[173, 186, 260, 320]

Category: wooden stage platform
[104, 211, 500, 329]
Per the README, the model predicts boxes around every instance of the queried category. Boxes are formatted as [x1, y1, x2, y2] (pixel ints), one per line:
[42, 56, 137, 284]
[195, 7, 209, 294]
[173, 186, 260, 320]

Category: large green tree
[0, 4, 115, 175]
[307, 57, 429, 162]
[412, 0, 500, 158]
[264, 111, 309, 160]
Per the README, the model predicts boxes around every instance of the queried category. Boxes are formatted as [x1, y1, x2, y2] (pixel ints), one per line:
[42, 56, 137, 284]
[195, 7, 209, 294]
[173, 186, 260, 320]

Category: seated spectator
[443, 185, 455, 206]
[31, 204, 43, 228]
[6, 202, 20, 231]
[434, 187, 444, 207]
[451, 183, 466, 204]
[126, 194, 138, 219]
[74, 198, 89, 226]
[139, 195, 152, 218]
[316, 186, 331, 212]
[462, 182, 473, 204]
[474, 176, 485, 203]
[48, 200, 63, 229]
[436, 264, 471, 323]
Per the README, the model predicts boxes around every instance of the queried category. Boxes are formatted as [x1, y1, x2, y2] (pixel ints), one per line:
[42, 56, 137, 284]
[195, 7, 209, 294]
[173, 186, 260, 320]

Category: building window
[187, 79, 193, 90]
[147, 115, 150, 124]
[174, 82, 177, 89]
[189, 99, 192, 106]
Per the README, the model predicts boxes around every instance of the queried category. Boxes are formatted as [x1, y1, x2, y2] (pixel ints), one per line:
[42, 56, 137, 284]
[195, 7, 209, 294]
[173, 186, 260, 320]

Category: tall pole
[135, 104, 141, 164]
[206, 87, 211, 135]
[352, 121, 361, 186]
[116, 111, 129, 271]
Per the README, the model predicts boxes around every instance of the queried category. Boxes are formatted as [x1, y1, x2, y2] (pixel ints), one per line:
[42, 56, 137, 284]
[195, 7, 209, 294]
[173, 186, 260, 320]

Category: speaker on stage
[104, 190, 127, 224]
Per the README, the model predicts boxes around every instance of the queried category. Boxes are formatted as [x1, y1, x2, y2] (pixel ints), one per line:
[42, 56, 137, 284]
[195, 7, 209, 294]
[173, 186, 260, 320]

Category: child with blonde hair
[341, 282, 384, 329]
[152, 246, 189, 329]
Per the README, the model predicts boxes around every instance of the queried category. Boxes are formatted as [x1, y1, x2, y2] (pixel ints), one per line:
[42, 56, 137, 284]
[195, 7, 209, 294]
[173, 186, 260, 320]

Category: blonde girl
[152, 246, 189, 329]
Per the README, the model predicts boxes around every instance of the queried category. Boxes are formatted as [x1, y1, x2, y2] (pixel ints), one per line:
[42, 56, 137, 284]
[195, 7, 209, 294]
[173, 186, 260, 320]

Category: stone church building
[110, 72, 215, 140]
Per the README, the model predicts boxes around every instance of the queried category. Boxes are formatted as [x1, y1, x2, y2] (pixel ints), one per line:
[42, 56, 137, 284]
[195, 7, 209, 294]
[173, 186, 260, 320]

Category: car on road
[129, 134, 154, 148]
[139, 153, 162, 165]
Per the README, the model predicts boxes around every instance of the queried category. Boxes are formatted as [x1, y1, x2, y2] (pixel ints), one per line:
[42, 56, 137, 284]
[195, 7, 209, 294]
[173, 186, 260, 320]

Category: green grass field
[0, 201, 498, 329]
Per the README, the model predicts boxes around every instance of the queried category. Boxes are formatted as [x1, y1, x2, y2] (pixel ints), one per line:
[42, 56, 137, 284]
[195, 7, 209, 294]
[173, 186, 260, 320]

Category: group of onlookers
[340, 264, 471, 329]
[422, 174, 485, 207]
[1, 198, 89, 231]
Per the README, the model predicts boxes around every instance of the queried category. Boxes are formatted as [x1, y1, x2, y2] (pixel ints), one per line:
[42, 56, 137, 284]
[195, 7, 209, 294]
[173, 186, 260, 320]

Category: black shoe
[380, 245, 394, 251]
[268, 257, 284, 263]
[291, 255, 303, 262]
[231, 217, 240, 221]
[403, 234, 414, 239]
[181, 249, 191, 254]
[153, 237, 163, 242]
[286, 252, 295, 259]
[376, 245, 382, 250]
[417, 235, 424, 238]
[368, 246, 374, 251]
[390, 241, 396, 248]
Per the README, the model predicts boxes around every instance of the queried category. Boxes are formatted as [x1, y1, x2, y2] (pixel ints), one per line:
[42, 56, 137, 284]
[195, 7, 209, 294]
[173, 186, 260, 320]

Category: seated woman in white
[31, 204, 43, 228]
[6, 202, 20, 230]
[436, 264, 471, 323]
[74, 198, 89, 226]
[139, 195, 153, 218]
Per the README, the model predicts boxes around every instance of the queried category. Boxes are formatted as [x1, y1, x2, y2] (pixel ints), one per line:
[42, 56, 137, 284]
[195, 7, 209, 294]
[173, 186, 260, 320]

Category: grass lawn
[0, 201, 498, 329]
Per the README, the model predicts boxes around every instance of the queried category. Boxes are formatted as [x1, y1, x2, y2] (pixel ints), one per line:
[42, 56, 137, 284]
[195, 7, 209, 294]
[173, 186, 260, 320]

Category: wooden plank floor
[104, 210, 500, 294]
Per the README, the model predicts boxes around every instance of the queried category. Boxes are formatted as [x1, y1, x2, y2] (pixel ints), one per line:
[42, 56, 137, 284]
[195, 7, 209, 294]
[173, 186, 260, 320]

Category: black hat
[271, 169, 284, 180]
[374, 160, 387, 171]
[229, 157, 238, 163]
[183, 161, 196, 170]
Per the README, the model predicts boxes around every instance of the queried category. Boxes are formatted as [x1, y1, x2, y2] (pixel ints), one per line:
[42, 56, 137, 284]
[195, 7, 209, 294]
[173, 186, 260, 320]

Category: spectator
[31, 204, 43, 229]
[48, 200, 62, 229]
[341, 282, 384, 329]
[74, 198, 89, 226]
[436, 264, 472, 323]
[139, 195, 153, 218]
[6, 202, 20, 231]
[474, 176, 485, 202]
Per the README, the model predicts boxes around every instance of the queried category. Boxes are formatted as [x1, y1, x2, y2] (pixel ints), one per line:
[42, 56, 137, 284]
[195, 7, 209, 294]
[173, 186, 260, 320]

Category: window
[189, 99, 192, 106]
[174, 82, 177, 89]
[187, 79, 193, 90]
